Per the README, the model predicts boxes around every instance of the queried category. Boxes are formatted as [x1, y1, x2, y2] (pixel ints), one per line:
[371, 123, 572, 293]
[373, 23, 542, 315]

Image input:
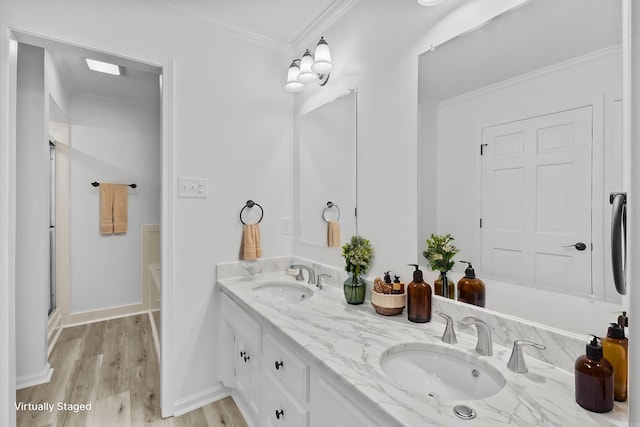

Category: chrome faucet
[290, 264, 316, 285]
[316, 274, 331, 289]
[458, 316, 493, 356]
[507, 340, 546, 373]
[434, 311, 457, 345]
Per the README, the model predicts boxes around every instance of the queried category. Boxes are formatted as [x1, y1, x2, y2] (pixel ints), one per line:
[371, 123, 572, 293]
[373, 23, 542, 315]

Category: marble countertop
[217, 272, 628, 427]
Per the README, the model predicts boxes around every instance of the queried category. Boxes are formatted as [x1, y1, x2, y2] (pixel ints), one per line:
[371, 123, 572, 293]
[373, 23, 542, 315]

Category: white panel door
[481, 106, 592, 296]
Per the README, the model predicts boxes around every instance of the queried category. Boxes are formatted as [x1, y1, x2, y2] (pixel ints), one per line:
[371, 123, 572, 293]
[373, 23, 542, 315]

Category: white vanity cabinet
[260, 331, 309, 426]
[220, 293, 262, 418]
[219, 290, 389, 427]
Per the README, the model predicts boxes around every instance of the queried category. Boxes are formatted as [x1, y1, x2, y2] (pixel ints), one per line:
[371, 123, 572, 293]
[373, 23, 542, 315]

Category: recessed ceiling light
[85, 58, 122, 76]
[417, 0, 445, 5]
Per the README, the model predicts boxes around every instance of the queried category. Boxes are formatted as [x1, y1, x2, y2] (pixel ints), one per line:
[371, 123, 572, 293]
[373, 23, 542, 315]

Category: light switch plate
[178, 177, 208, 198]
[281, 217, 292, 235]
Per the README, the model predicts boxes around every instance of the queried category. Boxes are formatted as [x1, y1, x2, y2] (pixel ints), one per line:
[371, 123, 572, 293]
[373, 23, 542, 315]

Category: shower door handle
[610, 192, 627, 295]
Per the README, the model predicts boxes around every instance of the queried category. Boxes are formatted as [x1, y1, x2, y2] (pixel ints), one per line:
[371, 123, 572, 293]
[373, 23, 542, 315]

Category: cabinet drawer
[264, 332, 309, 402]
[221, 293, 261, 346]
[261, 370, 308, 427]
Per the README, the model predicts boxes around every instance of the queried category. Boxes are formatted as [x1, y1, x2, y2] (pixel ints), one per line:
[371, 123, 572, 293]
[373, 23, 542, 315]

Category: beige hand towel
[100, 184, 114, 234]
[328, 220, 341, 247]
[242, 224, 262, 260]
[112, 185, 129, 234]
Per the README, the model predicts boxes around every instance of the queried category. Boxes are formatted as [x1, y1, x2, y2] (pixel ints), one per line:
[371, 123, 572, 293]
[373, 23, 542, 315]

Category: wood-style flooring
[16, 314, 247, 427]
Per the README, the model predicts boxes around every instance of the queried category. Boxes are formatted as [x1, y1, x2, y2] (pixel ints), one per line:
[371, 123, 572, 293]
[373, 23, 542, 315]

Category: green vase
[343, 272, 366, 305]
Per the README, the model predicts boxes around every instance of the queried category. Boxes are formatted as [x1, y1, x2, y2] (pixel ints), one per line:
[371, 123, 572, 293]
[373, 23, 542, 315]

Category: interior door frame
[0, 24, 176, 425]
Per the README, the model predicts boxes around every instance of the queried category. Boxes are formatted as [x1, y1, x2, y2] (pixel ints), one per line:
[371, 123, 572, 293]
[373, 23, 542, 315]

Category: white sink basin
[253, 282, 314, 303]
[380, 343, 506, 400]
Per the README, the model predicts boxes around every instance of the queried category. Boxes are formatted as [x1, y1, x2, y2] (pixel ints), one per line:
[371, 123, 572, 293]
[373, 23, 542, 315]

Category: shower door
[49, 141, 56, 316]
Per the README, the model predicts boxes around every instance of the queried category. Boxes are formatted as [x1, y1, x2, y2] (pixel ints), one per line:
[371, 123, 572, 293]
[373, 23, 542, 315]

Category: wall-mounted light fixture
[284, 37, 333, 93]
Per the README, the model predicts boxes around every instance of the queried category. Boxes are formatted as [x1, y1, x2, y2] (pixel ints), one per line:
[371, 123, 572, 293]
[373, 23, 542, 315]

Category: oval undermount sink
[253, 282, 314, 303]
[380, 343, 506, 400]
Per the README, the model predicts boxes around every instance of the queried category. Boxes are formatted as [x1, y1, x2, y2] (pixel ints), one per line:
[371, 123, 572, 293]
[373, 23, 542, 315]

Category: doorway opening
[12, 33, 167, 415]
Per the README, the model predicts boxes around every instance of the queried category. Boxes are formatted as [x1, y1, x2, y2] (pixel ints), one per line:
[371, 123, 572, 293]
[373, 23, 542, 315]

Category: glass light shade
[311, 37, 333, 74]
[297, 49, 317, 83]
[417, 0, 444, 5]
[284, 60, 304, 92]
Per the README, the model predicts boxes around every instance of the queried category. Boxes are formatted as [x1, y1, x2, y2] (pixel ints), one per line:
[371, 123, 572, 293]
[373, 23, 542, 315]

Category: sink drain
[453, 405, 477, 420]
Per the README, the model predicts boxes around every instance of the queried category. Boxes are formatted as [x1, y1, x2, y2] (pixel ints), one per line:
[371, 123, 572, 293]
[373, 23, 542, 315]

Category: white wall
[292, 0, 521, 279]
[0, 0, 293, 416]
[44, 49, 70, 115]
[69, 91, 160, 313]
[15, 43, 51, 386]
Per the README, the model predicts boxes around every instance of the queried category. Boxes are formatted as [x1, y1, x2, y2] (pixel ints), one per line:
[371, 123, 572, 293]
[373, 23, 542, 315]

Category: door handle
[610, 192, 627, 295]
[562, 242, 587, 251]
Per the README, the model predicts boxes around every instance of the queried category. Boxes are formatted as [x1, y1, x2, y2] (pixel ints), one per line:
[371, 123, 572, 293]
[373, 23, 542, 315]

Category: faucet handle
[435, 311, 457, 344]
[507, 340, 546, 373]
[317, 274, 331, 289]
[289, 265, 306, 282]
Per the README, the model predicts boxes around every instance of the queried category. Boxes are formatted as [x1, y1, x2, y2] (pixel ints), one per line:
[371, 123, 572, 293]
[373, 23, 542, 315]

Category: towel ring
[322, 202, 341, 223]
[240, 200, 264, 225]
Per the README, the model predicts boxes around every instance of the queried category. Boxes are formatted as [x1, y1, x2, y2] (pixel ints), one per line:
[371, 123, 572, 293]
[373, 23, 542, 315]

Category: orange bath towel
[328, 220, 341, 247]
[100, 184, 114, 234]
[242, 224, 262, 260]
[113, 185, 129, 234]
[100, 183, 129, 234]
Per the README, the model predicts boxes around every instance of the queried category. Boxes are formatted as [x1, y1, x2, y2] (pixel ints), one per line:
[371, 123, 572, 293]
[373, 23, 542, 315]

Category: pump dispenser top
[408, 264, 423, 282]
[383, 271, 392, 284]
[457, 261, 486, 307]
[407, 264, 431, 323]
[462, 261, 476, 278]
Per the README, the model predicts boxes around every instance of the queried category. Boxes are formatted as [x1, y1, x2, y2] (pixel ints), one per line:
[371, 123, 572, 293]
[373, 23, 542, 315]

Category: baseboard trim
[66, 306, 148, 328]
[172, 384, 229, 417]
[16, 363, 53, 390]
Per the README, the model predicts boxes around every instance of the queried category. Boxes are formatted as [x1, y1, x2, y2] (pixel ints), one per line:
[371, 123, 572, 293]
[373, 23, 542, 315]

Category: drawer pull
[275, 409, 284, 420]
[274, 360, 284, 370]
[243, 355, 250, 362]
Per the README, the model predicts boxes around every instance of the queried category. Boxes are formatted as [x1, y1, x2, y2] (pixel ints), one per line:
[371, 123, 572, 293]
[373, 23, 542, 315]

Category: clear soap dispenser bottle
[575, 335, 614, 413]
[407, 264, 431, 323]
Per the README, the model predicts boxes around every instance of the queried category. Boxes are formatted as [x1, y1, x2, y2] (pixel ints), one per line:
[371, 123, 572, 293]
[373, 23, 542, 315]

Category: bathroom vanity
[216, 259, 627, 427]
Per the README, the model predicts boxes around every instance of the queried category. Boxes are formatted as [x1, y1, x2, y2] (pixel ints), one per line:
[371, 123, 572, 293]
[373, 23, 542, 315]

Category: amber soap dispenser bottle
[575, 335, 614, 413]
[602, 322, 628, 401]
[407, 264, 431, 323]
[457, 261, 486, 307]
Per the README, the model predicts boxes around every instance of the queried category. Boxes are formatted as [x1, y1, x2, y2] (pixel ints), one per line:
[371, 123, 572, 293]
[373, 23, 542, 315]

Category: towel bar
[92, 181, 137, 189]
[240, 200, 264, 224]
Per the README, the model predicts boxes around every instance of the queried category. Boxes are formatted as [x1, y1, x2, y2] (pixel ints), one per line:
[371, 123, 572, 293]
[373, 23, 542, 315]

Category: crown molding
[292, 0, 358, 52]
[134, 0, 293, 54]
[439, 45, 622, 108]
